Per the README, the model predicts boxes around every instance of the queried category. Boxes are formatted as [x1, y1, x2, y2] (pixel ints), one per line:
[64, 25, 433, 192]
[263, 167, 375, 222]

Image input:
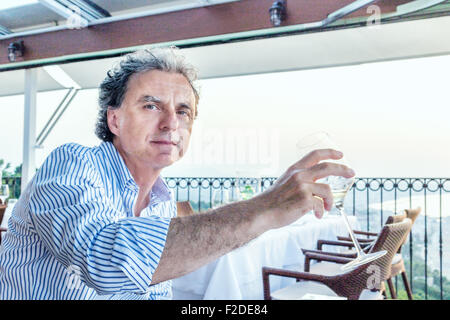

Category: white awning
[1, 15, 450, 97]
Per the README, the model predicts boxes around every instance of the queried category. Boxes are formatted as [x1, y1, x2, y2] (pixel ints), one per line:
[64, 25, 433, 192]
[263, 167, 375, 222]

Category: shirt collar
[100, 141, 137, 192]
[150, 176, 172, 204]
[99, 141, 172, 202]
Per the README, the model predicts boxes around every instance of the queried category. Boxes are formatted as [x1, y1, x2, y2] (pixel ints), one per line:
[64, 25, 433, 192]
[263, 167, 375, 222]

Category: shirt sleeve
[28, 143, 171, 295]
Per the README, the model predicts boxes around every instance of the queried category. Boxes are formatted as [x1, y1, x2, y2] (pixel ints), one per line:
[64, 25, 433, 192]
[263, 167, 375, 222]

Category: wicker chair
[312, 213, 408, 263]
[304, 214, 406, 261]
[387, 208, 421, 299]
[176, 201, 195, 217]
[336, 213, 407, 244]
[305, 209, 420, 299]
[262, 219, 412, 300]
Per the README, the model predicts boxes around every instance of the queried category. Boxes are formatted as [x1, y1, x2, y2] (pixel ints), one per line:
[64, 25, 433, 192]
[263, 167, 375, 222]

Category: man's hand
[251, 149, 355, 228]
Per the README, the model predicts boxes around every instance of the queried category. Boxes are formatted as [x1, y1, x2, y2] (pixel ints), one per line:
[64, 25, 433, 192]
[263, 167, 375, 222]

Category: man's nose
[159, 108, 179, 131]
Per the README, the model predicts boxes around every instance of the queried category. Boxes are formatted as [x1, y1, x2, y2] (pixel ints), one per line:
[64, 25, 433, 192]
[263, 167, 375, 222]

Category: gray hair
[95, 46, 200, 142]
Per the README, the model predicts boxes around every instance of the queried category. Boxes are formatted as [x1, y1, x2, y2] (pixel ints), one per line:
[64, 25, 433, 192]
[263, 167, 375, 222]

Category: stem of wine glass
[336, 204, 365, 257]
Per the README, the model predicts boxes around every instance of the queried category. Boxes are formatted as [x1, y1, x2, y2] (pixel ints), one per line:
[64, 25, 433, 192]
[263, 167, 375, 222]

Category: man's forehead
[124, 70, 198, 111]
[131, 70, 190, 88]
[130, 70, 193, 95]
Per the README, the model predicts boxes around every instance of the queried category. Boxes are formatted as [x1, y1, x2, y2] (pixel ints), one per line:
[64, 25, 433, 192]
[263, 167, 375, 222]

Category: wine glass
[0, 184, 9, 205]
[296, 132, 386, 271]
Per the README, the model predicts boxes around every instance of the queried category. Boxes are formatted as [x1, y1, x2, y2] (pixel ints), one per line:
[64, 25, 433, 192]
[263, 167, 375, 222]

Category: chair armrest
[317, 239, 355, 250]
[353, 230, 378, 237]
[304, 251, 354, 271]
[262, 266, 333, 300]
[302, 248, 357, 258]
[336, 236, 374, 243]
[317, 239, 372, 250]
[262, 266, 332, 281]
[339, 240, 372, 249]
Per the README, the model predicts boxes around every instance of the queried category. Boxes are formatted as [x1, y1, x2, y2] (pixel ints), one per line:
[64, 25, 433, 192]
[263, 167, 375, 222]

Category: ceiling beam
[69, 0, 111, 19]
[38, 0, 110, 22]
[0, 0, 432, 69]
[383, 0, 448, 17]
[0, 25, 12, 35]
[39, 0, 83, 19]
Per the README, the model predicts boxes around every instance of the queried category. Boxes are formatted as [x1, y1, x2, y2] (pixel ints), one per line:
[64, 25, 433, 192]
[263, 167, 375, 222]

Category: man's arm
[152, 149, 355, 284]
[153, 198, 267, 283]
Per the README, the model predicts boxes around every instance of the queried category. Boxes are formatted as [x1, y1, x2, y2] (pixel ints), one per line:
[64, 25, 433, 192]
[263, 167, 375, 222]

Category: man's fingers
[312, 196, 325, 219]
[310, 182, 334, 211]
[303, 162, 355, 182]
[293, 149, 343, 170]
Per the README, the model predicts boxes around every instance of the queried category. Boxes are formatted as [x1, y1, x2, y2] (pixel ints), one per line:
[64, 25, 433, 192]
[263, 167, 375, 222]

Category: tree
[0, 159, 15, 178]
[13, 164, 22, 177]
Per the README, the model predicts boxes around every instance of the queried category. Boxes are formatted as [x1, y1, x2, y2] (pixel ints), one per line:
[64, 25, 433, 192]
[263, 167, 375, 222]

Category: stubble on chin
[177, 136, 188, 158]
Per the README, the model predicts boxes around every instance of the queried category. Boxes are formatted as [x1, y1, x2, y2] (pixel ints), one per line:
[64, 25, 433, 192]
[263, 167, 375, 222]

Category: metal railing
[167, 176, 450, 300]
[3, 176, 449, 300]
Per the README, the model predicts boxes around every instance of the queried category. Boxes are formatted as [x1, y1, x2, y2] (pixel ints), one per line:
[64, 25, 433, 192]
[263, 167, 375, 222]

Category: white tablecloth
[172, 213, 359, 300]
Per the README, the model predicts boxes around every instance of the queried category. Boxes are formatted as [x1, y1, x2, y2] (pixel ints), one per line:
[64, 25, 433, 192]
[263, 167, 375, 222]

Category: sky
[1, 54, 450, 178]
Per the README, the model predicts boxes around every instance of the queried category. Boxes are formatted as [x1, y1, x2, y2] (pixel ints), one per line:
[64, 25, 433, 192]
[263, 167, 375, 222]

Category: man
[0, 47, 354, 299]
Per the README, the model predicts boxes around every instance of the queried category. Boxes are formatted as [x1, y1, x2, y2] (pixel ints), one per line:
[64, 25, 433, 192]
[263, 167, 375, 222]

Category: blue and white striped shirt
[0, 142, 177, 300]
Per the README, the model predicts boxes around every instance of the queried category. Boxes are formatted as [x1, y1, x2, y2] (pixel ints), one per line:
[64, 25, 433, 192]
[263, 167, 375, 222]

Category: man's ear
[107, 107, 120, 136]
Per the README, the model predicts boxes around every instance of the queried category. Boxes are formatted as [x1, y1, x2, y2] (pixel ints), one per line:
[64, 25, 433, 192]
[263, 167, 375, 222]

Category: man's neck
[111, 140, 161, 193]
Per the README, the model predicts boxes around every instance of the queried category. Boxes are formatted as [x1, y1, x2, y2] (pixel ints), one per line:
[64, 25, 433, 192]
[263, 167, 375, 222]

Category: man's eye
[144, 104, 158, 110]
[177, 110, 191, 118]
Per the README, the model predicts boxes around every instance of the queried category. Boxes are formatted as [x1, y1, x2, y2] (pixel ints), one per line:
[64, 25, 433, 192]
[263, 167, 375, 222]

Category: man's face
[107, 69, 196, 171]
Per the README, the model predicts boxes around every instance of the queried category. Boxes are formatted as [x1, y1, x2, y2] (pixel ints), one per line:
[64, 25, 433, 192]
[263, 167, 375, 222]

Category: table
[172, 213, 359, 300]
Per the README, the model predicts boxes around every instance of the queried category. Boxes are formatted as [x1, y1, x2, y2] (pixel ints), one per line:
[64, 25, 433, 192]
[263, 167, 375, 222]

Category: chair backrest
[398, 207, 421, 249]
[324, 219, 412, 300]
[368, 218, 412, 267]
[404, 207, 421, 225]
[385, 212, 407, 225]
[176, 201, 195, 217]
[361, 213, 407, 253]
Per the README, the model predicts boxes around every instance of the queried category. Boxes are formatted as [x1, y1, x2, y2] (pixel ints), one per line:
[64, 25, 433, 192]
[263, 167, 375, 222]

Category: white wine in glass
[296, 132, 386, 271]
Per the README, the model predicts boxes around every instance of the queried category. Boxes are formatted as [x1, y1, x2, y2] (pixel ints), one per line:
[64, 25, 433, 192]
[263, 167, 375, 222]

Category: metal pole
[36, 88, 79, 147]
[36, 88, 73, 144]
[21, 68, 38, 192]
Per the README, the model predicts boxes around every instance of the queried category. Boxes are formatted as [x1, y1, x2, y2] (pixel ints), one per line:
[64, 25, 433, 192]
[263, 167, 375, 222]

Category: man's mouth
[152, 140, 178, 145]
[151, 140, 179, 146]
